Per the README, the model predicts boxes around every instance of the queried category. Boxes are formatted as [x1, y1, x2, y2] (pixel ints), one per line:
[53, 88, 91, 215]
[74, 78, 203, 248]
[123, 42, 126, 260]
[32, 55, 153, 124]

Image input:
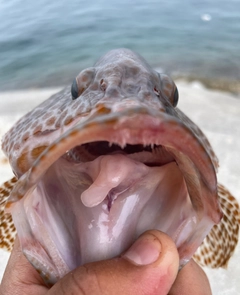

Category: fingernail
[123, 234, 161, 265]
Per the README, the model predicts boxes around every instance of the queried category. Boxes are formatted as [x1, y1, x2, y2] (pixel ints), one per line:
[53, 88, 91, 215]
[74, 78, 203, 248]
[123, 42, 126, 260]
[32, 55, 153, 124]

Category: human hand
[0, 230, 211, 295]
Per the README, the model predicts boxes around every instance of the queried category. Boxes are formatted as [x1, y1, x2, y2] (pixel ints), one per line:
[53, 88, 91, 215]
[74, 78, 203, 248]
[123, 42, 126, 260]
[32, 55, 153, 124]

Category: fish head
[2, 49, 179, 176]
[1, 49, 222, 285]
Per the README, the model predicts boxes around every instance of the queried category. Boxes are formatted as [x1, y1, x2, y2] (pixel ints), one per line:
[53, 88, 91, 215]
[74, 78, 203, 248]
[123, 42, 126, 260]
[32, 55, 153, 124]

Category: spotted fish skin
[0, 48, 239, 285]
[194, 184, 240, 268]
[0, 177, 17, 251]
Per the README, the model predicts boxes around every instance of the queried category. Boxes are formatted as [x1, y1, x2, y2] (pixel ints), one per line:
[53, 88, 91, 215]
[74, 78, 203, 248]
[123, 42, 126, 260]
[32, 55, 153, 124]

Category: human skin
[0, 230, 211, 295]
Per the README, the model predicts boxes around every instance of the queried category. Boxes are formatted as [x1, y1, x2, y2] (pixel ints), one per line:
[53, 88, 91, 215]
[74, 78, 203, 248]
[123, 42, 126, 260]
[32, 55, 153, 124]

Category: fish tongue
[80, 154, 149, 207]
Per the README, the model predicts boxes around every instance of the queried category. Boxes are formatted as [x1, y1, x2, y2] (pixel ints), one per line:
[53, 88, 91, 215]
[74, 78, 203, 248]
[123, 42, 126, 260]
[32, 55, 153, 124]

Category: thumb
[49, 230, 179, 295]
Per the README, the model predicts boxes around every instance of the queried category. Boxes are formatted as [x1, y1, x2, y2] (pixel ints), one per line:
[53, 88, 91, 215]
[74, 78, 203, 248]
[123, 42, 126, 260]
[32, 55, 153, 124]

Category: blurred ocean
[0, 0, 240, 91]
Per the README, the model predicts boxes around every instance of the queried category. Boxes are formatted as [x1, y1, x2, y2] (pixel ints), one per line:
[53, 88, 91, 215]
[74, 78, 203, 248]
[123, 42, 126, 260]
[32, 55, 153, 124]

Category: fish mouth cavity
[36, 138, 197, 265]
[62, 141, 176, 209]
[64, 141, 174, 165]
[9, 111, 217, 284]
[76, 141, 156, 157]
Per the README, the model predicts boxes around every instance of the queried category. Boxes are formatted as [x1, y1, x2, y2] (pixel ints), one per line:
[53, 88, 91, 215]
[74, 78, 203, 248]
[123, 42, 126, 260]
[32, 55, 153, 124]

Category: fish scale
[0, 48, 239, 285]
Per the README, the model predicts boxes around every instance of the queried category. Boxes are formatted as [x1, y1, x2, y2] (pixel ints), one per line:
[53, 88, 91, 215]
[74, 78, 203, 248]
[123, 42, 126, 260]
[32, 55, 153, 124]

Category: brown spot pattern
[31, 146, 48, 159]
[16, 153, 29, 174]
[194, 183, 240, 268]
[46, 117, 56, 126]
[0, 177, 17, 251]
[64, 116, 74, 126]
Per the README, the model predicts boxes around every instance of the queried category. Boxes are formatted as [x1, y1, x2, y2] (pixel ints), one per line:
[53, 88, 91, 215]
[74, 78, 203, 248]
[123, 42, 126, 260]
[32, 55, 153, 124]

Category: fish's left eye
[71, 79, 79, 100]
[172, 87, 179, 107]
[159, 73, 179, 107]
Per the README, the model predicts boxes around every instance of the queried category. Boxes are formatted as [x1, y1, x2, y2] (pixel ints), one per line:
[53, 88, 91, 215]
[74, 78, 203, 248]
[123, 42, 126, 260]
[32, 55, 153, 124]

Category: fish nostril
[100, 79, 107, 91]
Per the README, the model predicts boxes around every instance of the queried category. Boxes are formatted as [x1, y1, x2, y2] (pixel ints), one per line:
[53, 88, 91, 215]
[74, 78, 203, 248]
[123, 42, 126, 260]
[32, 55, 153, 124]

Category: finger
[169, 259, 212, 295]
[0, 237, 48, 295]
[48, 230, 179, 295]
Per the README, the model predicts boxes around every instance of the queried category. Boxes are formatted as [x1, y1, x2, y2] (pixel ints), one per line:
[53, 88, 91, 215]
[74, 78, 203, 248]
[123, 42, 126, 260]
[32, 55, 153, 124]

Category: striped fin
[0, 177, 17, 251]
[194, 183, 240, 268]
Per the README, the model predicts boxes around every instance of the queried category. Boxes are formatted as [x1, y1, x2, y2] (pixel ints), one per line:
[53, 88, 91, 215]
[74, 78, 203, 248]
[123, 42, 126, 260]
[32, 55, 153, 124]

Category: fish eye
[173, 87, 179, 107]
[158, 73, 179, 107]
[71, 79, 79, 100]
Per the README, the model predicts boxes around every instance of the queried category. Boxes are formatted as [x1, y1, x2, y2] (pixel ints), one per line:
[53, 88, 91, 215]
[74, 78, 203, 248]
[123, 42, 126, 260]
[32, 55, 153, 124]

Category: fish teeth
[120, 142, 126, 149]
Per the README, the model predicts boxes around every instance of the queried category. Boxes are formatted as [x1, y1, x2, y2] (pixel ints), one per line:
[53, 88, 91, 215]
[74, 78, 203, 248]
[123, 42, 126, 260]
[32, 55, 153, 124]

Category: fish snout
[94, 82, 167, 114]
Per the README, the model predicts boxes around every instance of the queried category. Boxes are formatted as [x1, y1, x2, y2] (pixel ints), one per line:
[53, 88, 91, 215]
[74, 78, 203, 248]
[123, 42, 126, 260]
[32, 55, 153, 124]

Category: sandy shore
[0, 82, 239, 294]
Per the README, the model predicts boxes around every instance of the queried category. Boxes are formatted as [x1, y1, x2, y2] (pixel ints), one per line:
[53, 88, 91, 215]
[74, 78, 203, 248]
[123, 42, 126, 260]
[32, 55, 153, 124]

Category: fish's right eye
[71, 79, 79, 100]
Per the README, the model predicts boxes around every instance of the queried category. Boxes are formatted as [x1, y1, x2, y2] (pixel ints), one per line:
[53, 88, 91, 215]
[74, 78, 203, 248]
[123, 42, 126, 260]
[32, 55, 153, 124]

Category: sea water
[0, 0, 239, 90]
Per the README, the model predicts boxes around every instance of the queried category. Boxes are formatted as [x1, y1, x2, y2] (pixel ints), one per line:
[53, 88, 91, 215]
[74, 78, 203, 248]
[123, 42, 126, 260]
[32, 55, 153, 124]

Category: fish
[0, 48, 239, 286]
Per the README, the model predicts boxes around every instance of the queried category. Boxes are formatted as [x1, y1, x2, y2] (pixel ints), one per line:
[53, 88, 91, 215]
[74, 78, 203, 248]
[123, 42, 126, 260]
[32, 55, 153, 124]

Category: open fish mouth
[6, 103, 221, 285]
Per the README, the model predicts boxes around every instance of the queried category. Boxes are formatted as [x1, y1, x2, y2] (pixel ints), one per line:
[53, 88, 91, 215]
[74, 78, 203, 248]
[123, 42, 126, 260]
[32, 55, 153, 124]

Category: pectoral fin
[0, 176, 17, 251]
[194, 183, 240, 268]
